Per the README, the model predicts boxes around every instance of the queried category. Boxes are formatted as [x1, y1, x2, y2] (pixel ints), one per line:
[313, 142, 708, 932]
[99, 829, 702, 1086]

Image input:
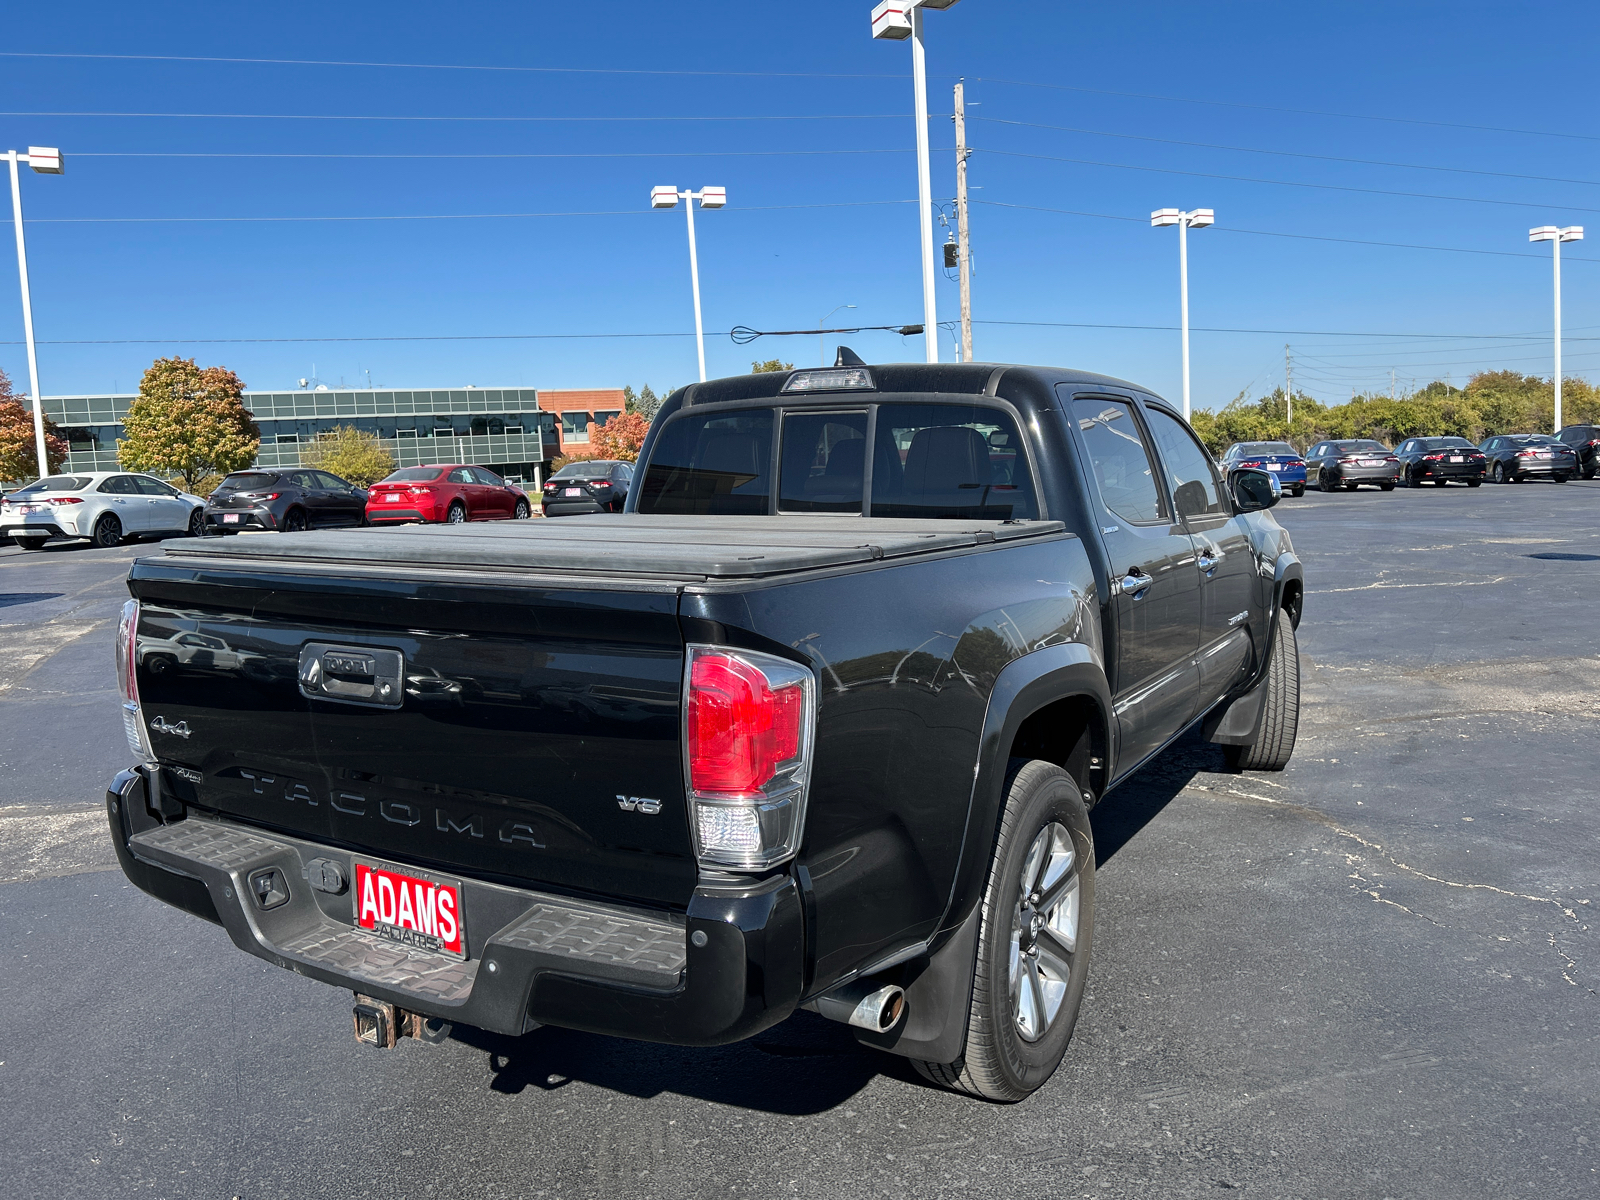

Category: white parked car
[0, 471, 207, 550]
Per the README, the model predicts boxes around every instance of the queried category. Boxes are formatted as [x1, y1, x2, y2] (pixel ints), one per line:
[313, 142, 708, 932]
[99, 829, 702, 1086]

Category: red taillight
[116, 599, 139, 704]
[244, 491, 280, 501]
[1422, 454, 1443, 461]
[688, 654, 802, 795]
[408, 486, 432, 496]
[47, 496, 84, 505]
[1240, 460, 1264, 468]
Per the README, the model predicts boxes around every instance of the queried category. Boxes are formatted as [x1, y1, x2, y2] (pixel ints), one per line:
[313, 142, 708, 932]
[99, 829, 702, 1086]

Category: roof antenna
[834, 345, 867, 367]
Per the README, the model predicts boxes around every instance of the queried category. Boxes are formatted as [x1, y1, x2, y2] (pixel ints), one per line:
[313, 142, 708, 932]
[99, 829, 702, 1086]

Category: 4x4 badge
[616, 795, 662, 815]
[150, 716, 192, 739]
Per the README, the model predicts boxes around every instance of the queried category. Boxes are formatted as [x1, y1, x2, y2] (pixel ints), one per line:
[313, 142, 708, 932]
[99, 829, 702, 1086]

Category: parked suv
[1305, 440, 1400, 491]
[1555, 424, 1600, 479]
[541, 459, 634, 516]
[365, 464, 530, 525]
[0, 472, 206, 549]
[206, 469, 368, 533]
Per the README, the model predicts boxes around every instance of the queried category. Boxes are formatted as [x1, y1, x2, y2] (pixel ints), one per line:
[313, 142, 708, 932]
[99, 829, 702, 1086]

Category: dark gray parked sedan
[540, 459, 634, 516]
[205, 469, 369, 533]
[1305, 439, 1401, 491]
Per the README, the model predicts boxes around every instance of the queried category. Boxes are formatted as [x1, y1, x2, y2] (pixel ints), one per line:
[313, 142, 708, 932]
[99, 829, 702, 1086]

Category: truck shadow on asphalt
[444, 733, 1221, 1114]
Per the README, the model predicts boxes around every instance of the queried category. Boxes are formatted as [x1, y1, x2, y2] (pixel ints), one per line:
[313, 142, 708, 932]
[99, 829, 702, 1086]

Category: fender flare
[853, 641, 1112, 1062]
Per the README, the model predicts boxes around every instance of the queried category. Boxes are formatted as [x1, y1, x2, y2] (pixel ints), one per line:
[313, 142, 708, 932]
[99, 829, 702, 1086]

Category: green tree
[299, 424, 396, 485]
[118, 357, 259, 491]
[0, 368, 67, 483]
[625, 384, 663, 422]
[751, 358, 793, 373]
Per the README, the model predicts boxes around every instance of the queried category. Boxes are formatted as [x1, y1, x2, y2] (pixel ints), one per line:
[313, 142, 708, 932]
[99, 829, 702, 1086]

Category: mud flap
[849, 900, 983, 1063]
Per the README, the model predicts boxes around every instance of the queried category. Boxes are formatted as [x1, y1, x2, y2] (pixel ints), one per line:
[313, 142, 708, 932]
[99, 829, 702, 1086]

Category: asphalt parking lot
[1, 482, 1596, 1200]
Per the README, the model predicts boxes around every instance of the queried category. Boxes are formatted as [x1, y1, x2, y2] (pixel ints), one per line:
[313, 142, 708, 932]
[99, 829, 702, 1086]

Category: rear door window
[779, 411, 868, 513]
[1145, 408, 1226, 519]
[870, 403, 1037, 520]
[98, 475, 139, 495]
[637, 409, 774, 515]
[1071, 398, 1167, 524]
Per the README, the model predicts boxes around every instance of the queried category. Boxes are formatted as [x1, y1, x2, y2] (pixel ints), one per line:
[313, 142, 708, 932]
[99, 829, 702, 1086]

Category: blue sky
[0, 1, 1595, 409]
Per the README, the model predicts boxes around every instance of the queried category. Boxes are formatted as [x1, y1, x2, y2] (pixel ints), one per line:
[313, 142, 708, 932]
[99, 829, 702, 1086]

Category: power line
[0, 109, 910, 124]
[971, 115, 1600, 188]
[26, 198, 918, 224]
[973, 77, 1600, 144]
[970, 199, 1600, 262]
[974, 147, 1600, 216]
[973, 319, 1599, 342]
[0, 50, 907, 81]
[72, 147, 923, 161]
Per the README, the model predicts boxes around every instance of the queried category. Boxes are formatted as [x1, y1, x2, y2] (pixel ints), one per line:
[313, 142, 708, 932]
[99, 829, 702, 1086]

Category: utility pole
[953, 79, 973, 363]
[1284, 344, 1292, 430]
[1390, 368, 1396, 400]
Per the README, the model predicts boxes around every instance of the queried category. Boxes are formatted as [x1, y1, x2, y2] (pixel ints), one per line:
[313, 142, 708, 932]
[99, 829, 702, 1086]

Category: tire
[1291, 486, 1304, 498]
[1224, 615, 1301, 772]
[145, 654, 176, 676]
[282, 508, 308, 533]
[1583, 465, 1596, 481]
[1344, 481, 1359, 491]
[1492, 462, 1508, 484]
[1433, 479, 1447, 487]
[513, 499, 530, 520]
[911, 759, 1094, 1103]
[1378, 482, 1395, 492]
[92, 513, 123, 549]
[14, 538, 46, 551]
[1318, 471, 1337, 493]
[1467, 479, 1481, 488]
[446, 502, 467, 525]
[188, 507, 207, 538]
[1554, 474, 1571, 484]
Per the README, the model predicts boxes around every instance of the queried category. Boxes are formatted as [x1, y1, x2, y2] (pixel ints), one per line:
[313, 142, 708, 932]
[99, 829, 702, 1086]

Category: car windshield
[1420, 438, 1475, 450]
[8, 475, 93, 496]
[1334, 441, 1388, 453]
[217, 472, 277, 490]
[551, 462, 615, 480]
[1235, 443, 1297, 457]
[381, 467, 447, 483]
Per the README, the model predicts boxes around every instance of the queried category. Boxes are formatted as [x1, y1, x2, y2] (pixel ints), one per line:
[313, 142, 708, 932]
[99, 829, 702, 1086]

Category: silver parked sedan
[0, 471, 207, 550]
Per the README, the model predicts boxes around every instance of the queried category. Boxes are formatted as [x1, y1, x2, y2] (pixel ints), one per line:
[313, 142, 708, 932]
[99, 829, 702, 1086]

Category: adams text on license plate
[354, 861, 465, 958]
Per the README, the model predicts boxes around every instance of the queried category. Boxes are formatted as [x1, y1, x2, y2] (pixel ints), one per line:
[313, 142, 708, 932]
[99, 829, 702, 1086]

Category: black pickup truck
[105, 358, 1302, 1102]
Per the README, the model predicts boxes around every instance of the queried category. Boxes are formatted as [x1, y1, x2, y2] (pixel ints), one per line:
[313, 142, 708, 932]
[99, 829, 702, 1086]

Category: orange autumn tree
[591, 411, 651, 462]
[0, 368, 68, 483]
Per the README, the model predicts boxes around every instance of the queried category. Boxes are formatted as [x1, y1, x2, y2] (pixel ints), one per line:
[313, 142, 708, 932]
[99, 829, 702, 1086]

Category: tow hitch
[352, 994, 453, 1048]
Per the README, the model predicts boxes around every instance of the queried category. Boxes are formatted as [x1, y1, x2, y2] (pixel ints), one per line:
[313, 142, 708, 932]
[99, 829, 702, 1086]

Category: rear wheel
[282, 508, 308, 533]
[1492, 462, 1508, 484]
[1378, 482, 1395, 492]
[1433, 478, 1447, 488]
[1583, 465, 1596, 481]
[1344, 481, 1359, 491]
[1224, 615, 1301, 772]
[92, 513, 123, 549]
[1290, 485, 1304, 497]
[1555, 473, 1572, 484]
[1318, 470, 1337, 493]
[14, 538, 46, 551]
[1467, 478, 1482, 488]
[446, 501, 467, 524]
[911, 759, 1094, 1103]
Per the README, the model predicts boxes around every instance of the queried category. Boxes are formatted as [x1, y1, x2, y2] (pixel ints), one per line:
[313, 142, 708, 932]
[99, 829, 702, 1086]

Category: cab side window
[1144, 408, 1226, 519]
[447, 467, 473, 484]
[1071, 398, 1167, 524]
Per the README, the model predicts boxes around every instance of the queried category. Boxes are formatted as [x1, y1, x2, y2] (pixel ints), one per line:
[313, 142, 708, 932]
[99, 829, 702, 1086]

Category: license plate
[15, 504, 44, 514]
[1449, 456, 1463, 463]
[564, 487, 582, 496]
[1361, 460, 1383, 467]
[223, 513, 240, 523]
[354, 860, 465, 958]
[386, 494, 403, 502]
[1266, 463, 1281, 471]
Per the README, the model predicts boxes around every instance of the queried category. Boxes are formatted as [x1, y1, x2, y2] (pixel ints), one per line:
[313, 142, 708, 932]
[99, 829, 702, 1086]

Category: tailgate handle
[299, 643, 406, 708]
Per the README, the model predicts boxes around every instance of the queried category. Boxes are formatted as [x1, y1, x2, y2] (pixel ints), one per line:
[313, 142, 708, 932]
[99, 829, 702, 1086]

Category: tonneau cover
[158, 515, 1069, 581]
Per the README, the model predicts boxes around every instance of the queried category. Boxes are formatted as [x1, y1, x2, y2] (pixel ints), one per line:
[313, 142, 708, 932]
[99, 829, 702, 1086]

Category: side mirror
[1230, 467, 1281, 512]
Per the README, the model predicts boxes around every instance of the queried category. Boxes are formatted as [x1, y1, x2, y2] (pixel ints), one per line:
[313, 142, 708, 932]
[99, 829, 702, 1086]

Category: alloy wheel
[447, 503, 466, 524]
[1009, 822, 1081, 1043]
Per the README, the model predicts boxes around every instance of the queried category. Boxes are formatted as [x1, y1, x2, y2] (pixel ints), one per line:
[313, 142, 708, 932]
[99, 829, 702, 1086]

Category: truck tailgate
[129, 557, 694, 908]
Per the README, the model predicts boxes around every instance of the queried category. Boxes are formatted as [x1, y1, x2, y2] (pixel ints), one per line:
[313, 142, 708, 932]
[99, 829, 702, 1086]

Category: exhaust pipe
[814, 979, 907, 1034]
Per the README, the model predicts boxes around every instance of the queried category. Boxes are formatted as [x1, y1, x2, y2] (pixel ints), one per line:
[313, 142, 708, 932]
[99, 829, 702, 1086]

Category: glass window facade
[39, 386, 560, 482]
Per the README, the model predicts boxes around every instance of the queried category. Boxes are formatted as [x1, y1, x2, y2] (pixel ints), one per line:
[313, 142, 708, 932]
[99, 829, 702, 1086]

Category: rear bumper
[1511, 460, 1575, 476]
[206, 507, 276, 531]
[542, 498, 612, 516]
[0, 520, 67, 541]
[106, 765, 803, 1045]
[1331, 465, 1400, 482]
[1414, 462, 1484, 478]
[366, 508, 431, 523]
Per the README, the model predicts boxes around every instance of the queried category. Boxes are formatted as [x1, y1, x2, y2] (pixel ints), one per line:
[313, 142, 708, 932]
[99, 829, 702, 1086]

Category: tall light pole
[651, 185, 726, 382]
[872, 0, 959, 364]
[819, 305, 857, 365]
[1151, 207, 1214, 421]
[6, 146, 63, 479]
[1529, 224, 1583, 432]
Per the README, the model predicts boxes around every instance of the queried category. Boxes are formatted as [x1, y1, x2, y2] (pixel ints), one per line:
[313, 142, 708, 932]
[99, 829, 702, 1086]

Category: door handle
[1120, 572, 1152, 597]
[1197, 551, 1221, 571]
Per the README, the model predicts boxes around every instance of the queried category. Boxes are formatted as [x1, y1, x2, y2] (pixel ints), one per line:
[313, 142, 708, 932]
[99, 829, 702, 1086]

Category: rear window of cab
[635, 402, 1038, 520]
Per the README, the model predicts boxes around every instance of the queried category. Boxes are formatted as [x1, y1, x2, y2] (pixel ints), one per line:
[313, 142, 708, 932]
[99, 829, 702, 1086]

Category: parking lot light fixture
[872, 0, 959, 364]
[7, 146, 63, 479]
[1151, 207, 1213, 421]
[1528, 225, 1583, 431]
[652, 185, 726, 383]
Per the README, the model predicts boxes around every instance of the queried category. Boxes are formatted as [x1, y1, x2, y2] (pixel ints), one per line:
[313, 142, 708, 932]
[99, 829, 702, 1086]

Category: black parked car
[1305, 439, 1400, 491]
[205, 468, 370, 533]
[1555, 424, 1600, 479]
[541, 459, 634, 516]
[1393, 437, 1486, 487]
[1479, 434, 1578, 484]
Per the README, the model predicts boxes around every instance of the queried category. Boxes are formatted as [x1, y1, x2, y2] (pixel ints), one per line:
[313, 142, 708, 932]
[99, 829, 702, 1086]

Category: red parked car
[365, 464, 531, 525]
